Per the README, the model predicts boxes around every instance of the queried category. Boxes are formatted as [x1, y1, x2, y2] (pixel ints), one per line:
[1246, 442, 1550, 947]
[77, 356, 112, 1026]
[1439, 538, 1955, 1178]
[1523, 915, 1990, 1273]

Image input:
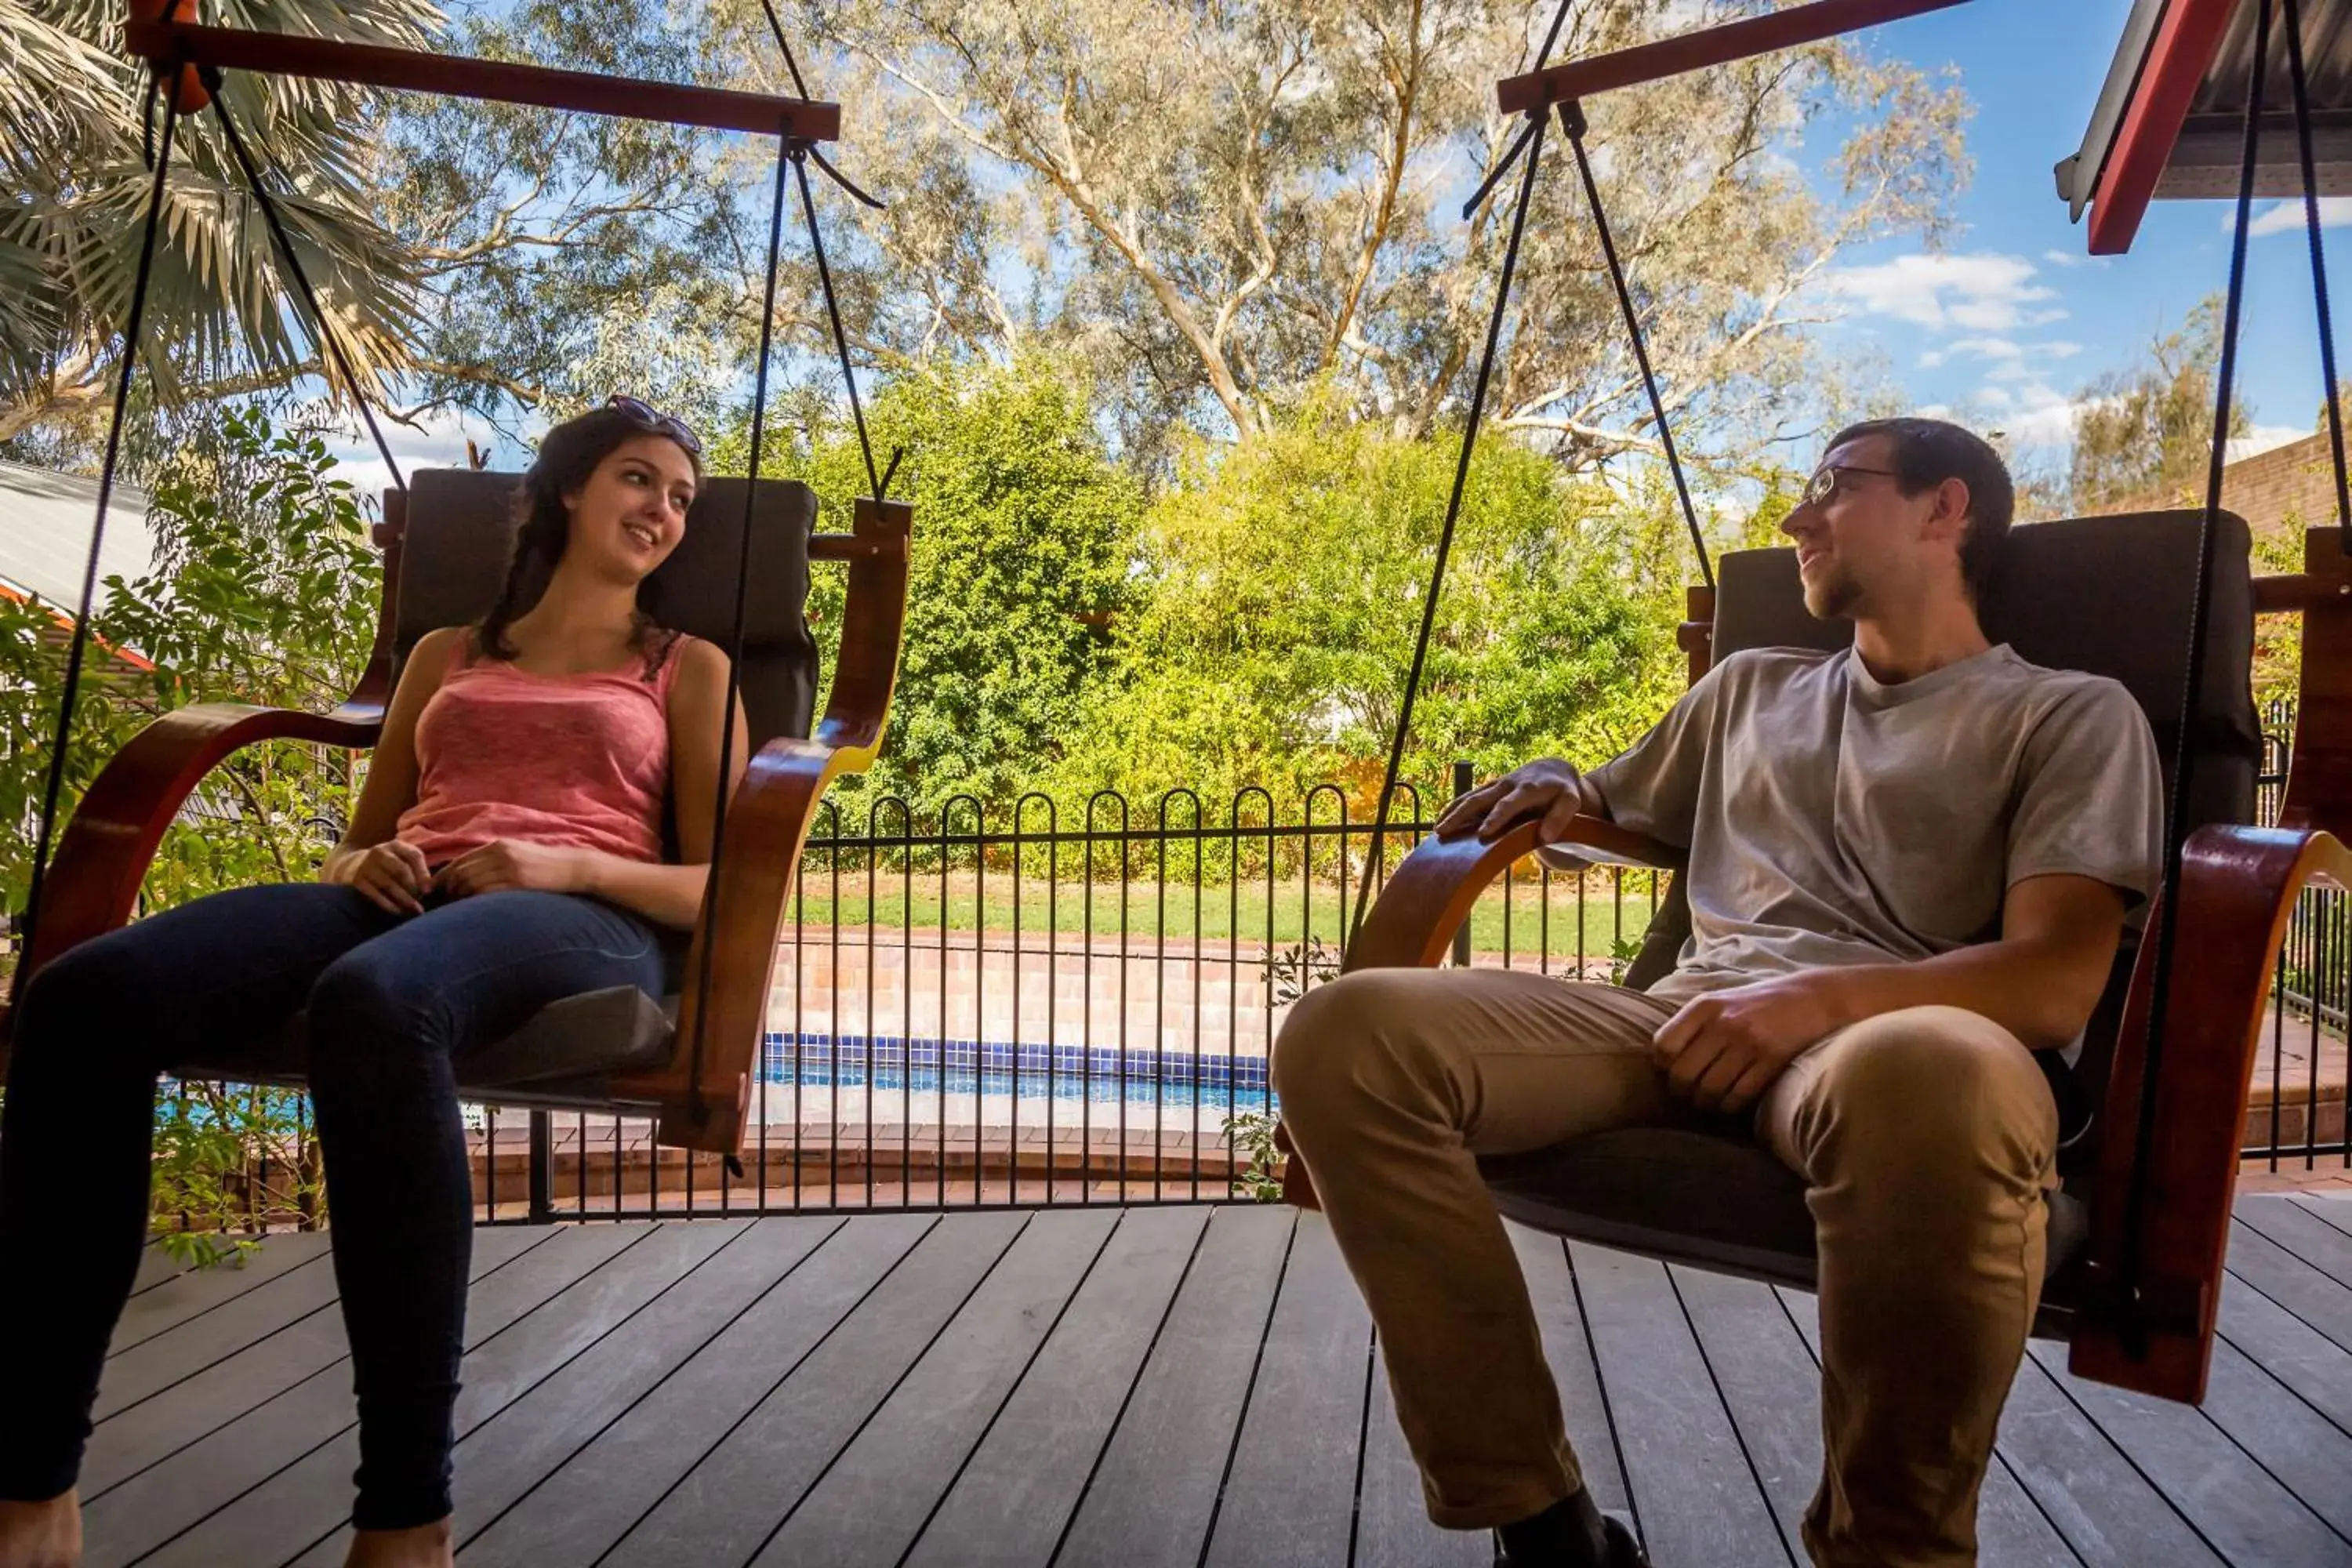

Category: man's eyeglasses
[1799, 463, 1902, 508]
[606, 394, 702, 458]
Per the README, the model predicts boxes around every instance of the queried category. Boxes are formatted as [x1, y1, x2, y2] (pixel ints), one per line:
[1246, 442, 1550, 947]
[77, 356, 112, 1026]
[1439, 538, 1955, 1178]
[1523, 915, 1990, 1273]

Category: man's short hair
[1826, 416, 2015, 602]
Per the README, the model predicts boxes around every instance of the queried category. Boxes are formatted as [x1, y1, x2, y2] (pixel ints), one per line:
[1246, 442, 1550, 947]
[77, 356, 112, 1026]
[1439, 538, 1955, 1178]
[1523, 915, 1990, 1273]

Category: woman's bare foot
[342, 1517, 453, 1568]
[0, 1491, 82, 1568]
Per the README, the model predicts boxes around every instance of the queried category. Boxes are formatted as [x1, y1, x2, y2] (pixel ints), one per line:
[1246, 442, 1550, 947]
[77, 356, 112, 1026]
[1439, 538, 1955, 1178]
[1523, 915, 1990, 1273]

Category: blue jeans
[0, 883, 671, 1529]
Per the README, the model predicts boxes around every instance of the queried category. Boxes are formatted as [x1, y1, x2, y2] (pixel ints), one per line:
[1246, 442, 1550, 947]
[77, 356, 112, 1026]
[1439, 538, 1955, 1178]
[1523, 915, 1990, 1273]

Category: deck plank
[87, 1223, 654, 1568]
[596, 1210, 1029, 1566]
[2218, 1265, 2352, 1435]
[1197, 1212, 1370, 1568]
[2027, 1341, 2352, 1566]
[2237, 1196, 2352, 1291]
[432, 1217, 841, 1553]
[1991, 1352, 2223, 1566]
[130, 1236, 191, 1298]
[459, 1213, 938, 1568]
[2227, 1221, 2352, 1354]
[1510, 1224, 1631, 1517]
[2197, 1334, 2352, 1545]
[753, 1207, 1122, 1566]
[1353, 1334, 1492, 1568]
[898, 1206, 1211, 1568]
[79, 1225, 551, 1501]
[93, 1247, 343, 1419]
[281, 1221, 756, 1566]
[108, 1232, 334, 1352]
[1671, 1265, 1820, 1563]
[1570, 1242, 1783, 1568]
[984, 1206, 1290, 1568]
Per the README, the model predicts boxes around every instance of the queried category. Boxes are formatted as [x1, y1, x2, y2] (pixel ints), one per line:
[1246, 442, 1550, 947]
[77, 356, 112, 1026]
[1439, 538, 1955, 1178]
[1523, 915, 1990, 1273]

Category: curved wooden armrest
[1341, 816, 1682, 973]
[5, 700, 383, 1047]
[1273, 815, 1681, 1207]
[2071, 822, 2352, 1403]
[621, 496, 912, 1153]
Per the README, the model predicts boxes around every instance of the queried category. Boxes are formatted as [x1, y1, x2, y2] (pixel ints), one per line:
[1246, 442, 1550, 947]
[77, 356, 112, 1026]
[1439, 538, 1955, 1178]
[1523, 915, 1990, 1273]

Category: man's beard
[1803, 567, 1861, 620]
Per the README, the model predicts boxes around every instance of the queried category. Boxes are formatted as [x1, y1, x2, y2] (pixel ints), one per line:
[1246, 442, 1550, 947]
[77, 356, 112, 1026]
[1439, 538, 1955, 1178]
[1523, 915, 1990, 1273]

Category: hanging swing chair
[1276, 0, 2352, 1408]
[0, 0, 908, 1159]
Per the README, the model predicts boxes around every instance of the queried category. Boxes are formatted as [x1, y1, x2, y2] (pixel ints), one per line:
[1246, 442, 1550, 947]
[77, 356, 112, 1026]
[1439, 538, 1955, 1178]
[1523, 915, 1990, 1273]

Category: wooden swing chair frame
[0, 0, 909, 1160]
[1270, 0, 2352, 1411]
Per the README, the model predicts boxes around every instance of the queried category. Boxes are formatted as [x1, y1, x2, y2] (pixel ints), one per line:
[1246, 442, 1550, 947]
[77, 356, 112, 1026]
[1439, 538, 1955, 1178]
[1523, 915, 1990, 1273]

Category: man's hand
[1436, 758, 1591, 844]
[434, 840, 590, 901]
[1652, 972, 1851, 1114]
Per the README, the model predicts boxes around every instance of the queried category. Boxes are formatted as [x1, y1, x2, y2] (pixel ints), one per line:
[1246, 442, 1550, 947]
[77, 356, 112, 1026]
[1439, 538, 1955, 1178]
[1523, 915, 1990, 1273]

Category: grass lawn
[781, 870, 1664, 961]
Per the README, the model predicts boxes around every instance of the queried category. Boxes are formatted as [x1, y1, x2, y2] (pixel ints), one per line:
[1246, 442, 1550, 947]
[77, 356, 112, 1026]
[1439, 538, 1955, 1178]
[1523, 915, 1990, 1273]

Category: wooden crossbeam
[1497, 0, 1972, 115]
[124, 19, 840, 140]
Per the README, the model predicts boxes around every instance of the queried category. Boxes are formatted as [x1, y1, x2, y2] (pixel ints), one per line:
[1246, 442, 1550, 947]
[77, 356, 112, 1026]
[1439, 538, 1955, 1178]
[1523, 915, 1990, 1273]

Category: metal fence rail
[82, 714, 2351, 1237]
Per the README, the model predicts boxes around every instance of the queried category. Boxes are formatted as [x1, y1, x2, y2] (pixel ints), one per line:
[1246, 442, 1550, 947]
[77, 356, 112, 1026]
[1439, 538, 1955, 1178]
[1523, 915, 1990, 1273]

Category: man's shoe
[1490, 1512, 1649, 1567]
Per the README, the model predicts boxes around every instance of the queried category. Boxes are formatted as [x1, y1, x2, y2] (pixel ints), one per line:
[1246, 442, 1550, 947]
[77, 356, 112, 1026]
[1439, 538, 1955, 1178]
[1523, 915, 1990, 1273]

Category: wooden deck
[78, 1195, 2352, 1566]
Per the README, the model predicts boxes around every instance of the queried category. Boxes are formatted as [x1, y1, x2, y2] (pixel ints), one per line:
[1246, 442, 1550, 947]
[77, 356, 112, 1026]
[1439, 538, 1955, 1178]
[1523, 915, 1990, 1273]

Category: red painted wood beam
[2086, 0, 2238, 256]
[1497, 0, 1973, 115]
[124, 19, 840, 140]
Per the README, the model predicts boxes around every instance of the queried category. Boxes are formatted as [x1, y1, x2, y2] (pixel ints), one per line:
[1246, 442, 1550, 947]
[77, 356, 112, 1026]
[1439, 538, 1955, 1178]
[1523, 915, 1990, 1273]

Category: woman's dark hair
[1825, 416, 2016, 603]
[476, 405, 704, 674]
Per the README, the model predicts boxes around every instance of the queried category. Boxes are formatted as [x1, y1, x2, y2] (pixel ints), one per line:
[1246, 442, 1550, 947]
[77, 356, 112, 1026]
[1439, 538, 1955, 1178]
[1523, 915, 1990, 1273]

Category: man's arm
[1654, 873, 2130, 1113]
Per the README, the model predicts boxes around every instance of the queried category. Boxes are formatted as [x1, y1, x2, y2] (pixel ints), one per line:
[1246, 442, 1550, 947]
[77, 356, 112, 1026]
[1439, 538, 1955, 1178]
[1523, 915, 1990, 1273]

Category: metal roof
[0, 459, 156, 617]
[2060, 0, 2352, 252]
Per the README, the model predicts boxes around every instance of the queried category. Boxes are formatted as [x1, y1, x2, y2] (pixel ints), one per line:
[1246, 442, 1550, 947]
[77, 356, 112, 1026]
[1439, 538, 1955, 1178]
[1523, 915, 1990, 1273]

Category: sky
[1817, 0, 2351, 461]
[329, 0, 2352, 491]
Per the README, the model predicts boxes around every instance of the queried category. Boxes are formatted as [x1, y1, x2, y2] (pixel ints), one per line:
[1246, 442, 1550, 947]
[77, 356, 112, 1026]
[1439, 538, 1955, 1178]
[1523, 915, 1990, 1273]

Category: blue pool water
[762, 1059, 1278, 1114]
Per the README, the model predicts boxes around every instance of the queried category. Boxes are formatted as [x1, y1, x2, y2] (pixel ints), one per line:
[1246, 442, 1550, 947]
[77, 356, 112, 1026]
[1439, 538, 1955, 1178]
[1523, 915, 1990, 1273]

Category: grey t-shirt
[1582, 644, 2164, 1007]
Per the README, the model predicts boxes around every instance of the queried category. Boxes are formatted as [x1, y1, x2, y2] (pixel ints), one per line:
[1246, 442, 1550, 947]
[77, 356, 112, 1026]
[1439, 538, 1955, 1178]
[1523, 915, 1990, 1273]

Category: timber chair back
[391, 469, 822, 749]
[1295, 509, 2352, 1403]
[6, 468, 913, 1156]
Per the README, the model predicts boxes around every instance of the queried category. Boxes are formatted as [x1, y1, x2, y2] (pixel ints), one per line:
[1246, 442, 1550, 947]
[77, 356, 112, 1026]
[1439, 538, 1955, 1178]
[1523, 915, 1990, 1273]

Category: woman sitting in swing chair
[0, 397, 745, 1568]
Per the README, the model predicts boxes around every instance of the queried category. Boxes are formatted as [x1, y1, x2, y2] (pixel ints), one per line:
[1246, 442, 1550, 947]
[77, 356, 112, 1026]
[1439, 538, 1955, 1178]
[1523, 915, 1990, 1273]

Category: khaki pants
[1270, 969, 2058, 1568]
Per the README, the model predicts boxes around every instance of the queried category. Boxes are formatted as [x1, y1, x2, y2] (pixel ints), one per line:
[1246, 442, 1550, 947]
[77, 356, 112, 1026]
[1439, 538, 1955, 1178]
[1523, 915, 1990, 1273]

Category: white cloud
[320, 405, 524, 501]
[1920, 337, 2082, 377]
[2233, 196, 2352, 238]
[1824, 252, 2065, 333]
[2041, 249, 2099, 268]
[2227, 423, 2310, 460]
[1980, 379, 2094, 448]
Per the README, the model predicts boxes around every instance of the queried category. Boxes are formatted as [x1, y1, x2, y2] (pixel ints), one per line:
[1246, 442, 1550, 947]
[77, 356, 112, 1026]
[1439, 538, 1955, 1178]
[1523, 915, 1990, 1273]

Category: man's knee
[1272, 970, 1449, 1131]
[1802, 1006, 2056, 1186]
[13, 933, 148, 1053]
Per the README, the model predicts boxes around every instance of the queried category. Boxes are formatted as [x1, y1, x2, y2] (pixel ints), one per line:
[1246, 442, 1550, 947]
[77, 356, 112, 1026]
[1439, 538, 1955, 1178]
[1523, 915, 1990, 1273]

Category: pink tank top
[396, 632, 691, 868]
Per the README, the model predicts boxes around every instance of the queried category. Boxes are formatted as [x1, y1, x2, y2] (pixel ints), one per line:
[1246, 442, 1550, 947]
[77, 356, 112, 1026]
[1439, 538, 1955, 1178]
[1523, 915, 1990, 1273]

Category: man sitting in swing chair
[1274, 416, 2162, 1568]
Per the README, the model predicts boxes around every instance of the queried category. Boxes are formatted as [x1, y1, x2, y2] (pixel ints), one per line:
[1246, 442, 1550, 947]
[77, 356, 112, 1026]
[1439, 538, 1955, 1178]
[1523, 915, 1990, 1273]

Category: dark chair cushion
[1481, 1130, 2089, 1334]
[1491, 512, 2251, 1313]
[176, 988, 678, 1098]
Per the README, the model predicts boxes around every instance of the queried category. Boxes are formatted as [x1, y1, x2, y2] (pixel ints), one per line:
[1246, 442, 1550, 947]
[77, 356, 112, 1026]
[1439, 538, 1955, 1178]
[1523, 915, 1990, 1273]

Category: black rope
[2114, 0, 2269, 1356]
[207, 78, 407, 492]
[793, 146, 884, 499]
[1563, 101, 1714, 590]
[681, 134, 795, 1130]
[16, 89, 183, 962]
[2282, 0, 2352, 550]
[754, 0, 812, 100]
[1346, 103, 1552, 948]
[1463, 118, 1540, 223]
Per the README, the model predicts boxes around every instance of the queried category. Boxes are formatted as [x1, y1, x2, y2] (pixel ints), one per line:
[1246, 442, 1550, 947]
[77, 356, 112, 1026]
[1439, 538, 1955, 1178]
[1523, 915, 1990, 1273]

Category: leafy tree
[2, 405, 379, 920]
[0, 0, 437, 444]
[757, 0, 1970, 473]
[706, 355, 1145, 806]
[1048, 390, 1714, 813]
[2069, 296, 2249, 514]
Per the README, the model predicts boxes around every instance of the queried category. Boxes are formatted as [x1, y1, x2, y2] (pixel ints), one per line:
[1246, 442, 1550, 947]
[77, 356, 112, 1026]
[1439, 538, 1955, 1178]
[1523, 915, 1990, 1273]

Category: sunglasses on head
[605, 394, 703, 458]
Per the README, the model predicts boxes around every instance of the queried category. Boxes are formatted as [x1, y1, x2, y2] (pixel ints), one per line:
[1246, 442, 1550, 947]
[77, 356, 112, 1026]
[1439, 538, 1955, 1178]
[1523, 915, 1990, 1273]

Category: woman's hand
[331, 841, 433, 916]
[432, 840, 591, 901]
[1436, 758, 1591, 844]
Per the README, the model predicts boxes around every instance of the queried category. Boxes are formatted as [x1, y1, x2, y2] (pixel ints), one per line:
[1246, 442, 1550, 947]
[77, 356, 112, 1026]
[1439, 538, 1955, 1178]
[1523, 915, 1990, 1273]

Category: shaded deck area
[81, 1195, 2352, 1566]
